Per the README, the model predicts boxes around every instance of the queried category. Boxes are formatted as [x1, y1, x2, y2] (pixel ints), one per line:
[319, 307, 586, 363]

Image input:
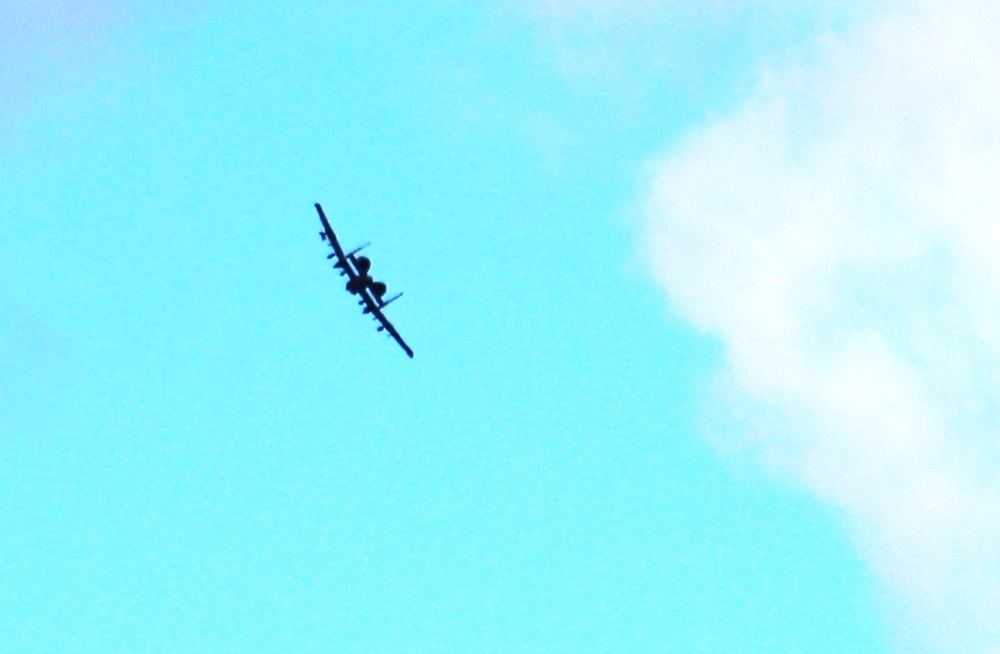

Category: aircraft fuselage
[346, 276, 374, 294]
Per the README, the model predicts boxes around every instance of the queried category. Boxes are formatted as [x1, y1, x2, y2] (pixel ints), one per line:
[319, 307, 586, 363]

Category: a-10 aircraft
[315, 203, 413, 358]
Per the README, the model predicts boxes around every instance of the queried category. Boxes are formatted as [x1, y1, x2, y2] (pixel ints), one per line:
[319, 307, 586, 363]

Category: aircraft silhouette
[315, 203, 413, 358]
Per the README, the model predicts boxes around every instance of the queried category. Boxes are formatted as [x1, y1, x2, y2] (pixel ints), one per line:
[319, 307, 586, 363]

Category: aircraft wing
[358, 287, 415, 358]
[315, 203, 357, 280]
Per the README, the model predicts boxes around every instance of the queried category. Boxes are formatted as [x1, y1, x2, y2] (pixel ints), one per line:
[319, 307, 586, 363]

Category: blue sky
[0, 2, 898, 651]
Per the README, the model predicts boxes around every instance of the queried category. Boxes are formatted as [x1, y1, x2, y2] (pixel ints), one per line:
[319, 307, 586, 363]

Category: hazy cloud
[0, 1, 209, 103]
[645, 0, 1000, 650]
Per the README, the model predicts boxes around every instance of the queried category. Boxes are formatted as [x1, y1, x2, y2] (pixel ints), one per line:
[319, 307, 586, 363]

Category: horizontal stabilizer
[346, 242, 371, 257]
[380, 292, 403, 308]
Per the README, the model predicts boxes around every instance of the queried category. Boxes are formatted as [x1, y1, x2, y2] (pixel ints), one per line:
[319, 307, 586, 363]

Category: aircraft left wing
[315, 203, 355, 280]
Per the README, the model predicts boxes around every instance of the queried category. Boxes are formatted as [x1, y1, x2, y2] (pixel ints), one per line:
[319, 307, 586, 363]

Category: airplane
[315, 202, 414, 358]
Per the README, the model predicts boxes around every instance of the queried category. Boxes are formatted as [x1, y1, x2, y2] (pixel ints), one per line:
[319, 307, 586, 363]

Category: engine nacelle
[355, 256, 372, 275]
[371, 281, 387, 299]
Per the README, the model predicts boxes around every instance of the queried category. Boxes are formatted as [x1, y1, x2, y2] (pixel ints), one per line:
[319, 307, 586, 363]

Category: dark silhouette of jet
[315, 203, 413, 358]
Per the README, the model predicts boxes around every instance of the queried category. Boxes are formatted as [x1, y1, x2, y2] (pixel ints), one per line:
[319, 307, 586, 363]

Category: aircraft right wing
[359, 288, 415, 358]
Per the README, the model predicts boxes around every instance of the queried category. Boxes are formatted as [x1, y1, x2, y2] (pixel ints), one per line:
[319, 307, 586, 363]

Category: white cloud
[644, 0, 1000, 650]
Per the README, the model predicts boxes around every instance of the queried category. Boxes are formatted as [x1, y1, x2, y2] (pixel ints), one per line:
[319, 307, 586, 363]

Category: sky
[2, 1, 995, 652]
